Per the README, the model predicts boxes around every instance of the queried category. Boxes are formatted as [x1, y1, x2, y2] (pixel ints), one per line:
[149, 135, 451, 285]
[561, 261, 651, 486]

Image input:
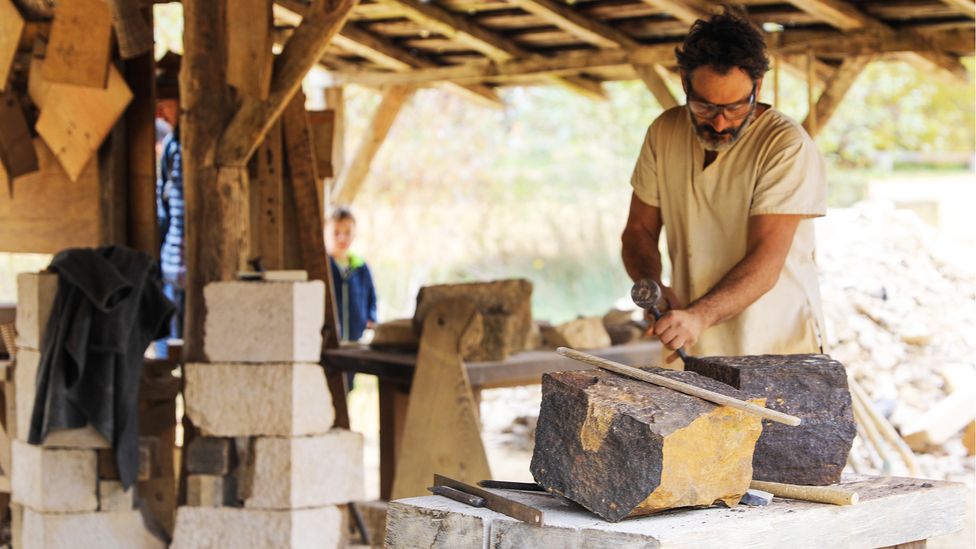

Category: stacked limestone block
[11, 273, 165, 549]
[172, 281, 364, 549]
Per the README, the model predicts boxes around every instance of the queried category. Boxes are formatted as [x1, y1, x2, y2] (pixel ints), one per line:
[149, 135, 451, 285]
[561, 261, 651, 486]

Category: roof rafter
[275, 1, 504, 108]
[781, 0, 967, 79]
[373, 0, 608, 100]
[325, 28, 974, 87]
[939, 0, 975, 18]
[637, 0, 829, 86]
[506, 0, 639, 49]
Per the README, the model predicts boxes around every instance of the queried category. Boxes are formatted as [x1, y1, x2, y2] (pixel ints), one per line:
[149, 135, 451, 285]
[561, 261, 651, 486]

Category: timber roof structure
[274, 0, 975, 102]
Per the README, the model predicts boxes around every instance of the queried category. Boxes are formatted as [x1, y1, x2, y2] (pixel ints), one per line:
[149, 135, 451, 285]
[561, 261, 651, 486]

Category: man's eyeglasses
[685, 81, 757, 121]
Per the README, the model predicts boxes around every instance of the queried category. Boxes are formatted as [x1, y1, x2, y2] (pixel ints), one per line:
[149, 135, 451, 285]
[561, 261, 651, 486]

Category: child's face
[330, 219, 356, 254]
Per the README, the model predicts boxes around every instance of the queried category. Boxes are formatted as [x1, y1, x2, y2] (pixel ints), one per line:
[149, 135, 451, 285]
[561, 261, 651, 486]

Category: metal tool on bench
[479, 479, 858, 507]
[427, 475, 545, 526]
[631, 278, 688, 361]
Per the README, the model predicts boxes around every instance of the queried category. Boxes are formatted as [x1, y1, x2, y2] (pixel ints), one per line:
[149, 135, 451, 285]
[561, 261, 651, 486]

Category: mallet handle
[750, 480, 859, 506]
[555, 347, 802, 426]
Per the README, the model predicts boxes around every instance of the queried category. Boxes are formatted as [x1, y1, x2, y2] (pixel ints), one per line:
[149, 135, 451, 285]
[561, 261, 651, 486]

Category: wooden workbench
[323, 341, 661, 499]
[386, 475, 966, 548]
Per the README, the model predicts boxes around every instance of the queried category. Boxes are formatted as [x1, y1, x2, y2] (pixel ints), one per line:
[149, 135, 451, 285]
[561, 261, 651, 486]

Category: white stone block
[203, 280, 324, 363]
[99, 480, 134, 511]
[184, 362, 334, 436]
[171, 506, 342, 549]
[22, 507, 166, 549]
[15, 272, 57, 350]
[11, 440, 97, 512]
[241, 430, 364, 509]
[13, 349, 110, 447]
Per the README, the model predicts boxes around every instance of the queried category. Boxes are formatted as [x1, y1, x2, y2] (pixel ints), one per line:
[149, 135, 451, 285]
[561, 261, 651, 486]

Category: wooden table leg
[379, 380, 408, 501]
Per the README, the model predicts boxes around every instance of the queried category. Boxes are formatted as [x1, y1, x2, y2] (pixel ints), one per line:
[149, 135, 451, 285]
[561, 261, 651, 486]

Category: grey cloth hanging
[28, 246, 175, 488]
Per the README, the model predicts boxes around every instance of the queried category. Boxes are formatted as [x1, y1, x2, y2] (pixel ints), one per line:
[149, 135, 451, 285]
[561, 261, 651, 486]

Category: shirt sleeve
[630, 124, 660, 207]
[750, 126, 827, 217]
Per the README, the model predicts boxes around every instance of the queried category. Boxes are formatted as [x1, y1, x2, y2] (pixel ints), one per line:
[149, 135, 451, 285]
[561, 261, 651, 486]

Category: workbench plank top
[387, 475, 966, 549]
[323, 340, 662, 388]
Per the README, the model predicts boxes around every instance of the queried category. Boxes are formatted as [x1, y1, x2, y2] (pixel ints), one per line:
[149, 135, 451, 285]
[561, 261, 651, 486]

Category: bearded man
[622, 8, 827, 362]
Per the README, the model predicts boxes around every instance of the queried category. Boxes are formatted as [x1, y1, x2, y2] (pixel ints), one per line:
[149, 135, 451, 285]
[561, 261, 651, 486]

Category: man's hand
[652, 308, 706, 359]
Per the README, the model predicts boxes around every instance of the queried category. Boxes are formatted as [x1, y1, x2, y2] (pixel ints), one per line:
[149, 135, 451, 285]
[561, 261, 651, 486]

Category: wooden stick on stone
[750, 480, 859, 506]
[556, 347, 802, 426]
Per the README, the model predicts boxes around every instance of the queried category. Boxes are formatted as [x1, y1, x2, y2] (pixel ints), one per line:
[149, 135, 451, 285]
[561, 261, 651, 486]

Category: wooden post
[123, 7, 159, 256]
[323, 86, 345, 215]
[180, 0, 237, 362]
[247, 121, 285, 269]
[226, 0, 273, 99]
[803, 56, 873, 138]
[332, 85, 414, 206]
[281, 93, 348, 429]
[772, 54, 780, 110]
[806, 48, 817, 137]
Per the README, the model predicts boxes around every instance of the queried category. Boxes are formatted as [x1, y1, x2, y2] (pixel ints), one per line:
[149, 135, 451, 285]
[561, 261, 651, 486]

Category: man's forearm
[621, 228, 663, 283]
[686, 248, 781, 328]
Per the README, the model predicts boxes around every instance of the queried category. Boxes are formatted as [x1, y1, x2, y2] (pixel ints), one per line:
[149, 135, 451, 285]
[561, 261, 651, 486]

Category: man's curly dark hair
[675, 6, 769, 82]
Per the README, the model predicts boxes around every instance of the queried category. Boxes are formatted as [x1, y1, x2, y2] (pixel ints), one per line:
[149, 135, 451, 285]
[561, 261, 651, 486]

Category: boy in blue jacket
[327, 208, 378, 343]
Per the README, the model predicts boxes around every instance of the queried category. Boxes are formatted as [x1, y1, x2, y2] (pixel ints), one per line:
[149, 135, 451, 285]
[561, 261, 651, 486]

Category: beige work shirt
[631, 105, 827, 357]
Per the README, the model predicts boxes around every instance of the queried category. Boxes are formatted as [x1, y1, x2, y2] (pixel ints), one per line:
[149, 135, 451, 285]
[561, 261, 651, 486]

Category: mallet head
[631, 278, 662, 312]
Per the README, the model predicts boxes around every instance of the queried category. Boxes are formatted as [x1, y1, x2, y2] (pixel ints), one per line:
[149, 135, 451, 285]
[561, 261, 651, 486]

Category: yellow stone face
[630, 399, 765, 516]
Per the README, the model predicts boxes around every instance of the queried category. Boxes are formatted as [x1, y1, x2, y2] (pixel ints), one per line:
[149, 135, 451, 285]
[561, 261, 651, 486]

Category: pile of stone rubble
[817, 201, 975, 482]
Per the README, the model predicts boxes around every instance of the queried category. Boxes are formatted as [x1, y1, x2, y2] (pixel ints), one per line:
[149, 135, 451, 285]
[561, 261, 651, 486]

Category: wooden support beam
[181, 0, 237, 362]
[275, 2, 504, 109]
[123, 44, 159, 256]
[390, 299, 492, 500]
[632, 63, 679, 109]
[324, 86, 345, 181]
[637, 0, 718, 25]
[248, 121, 285, 269]
[329, 44, 675, 86]
[332, 85, 414, 206]
[805, 48, 817, 137]
[280, 92, 338, 348]
[803, 55, 872, 137]
[781, 0, 967, 80]
[227, 0, 274, 99]
[335, 25, 503, 108]
[324, 25, 971, 88]
[374, 0, 605, 99]
[217, 0, 357, 167]
[940, 0, 975, 18]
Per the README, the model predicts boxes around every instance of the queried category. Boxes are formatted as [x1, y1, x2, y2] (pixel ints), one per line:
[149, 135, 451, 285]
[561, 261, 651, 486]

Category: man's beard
[688, 105, 756, 152]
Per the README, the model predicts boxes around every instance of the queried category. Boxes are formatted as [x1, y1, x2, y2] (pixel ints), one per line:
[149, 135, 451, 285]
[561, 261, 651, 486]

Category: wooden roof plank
[506, 0, 639, 48]
[281, 2, 506, 111]
[380, 0, 610, 98]
[782, 0, 967, 79]
[217, 0, 358, 167]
